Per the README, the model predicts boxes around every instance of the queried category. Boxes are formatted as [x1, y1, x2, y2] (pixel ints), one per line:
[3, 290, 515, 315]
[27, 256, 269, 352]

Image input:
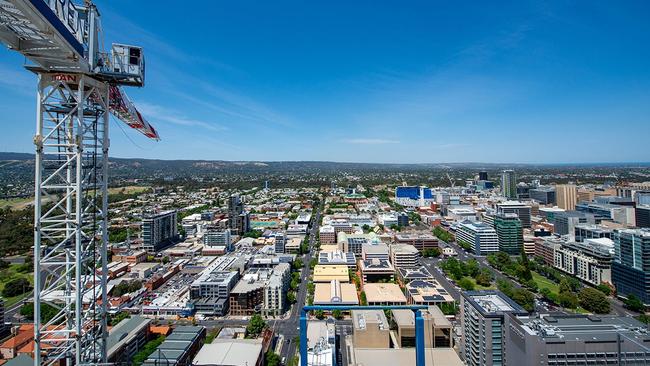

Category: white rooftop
[192, 339, 263, 365]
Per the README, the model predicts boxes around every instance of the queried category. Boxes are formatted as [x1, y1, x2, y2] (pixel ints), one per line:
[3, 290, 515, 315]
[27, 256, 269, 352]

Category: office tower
[456, 220, 499, 255]
[460, 291, 527, 366]
[529, 186, 556, 205]
[504, 314, 650, 365]
[478, 171, 488, 181]
[494, 213, 523, 255]
[496, 201, 531, 228]
[228, 195, 249, 236]
[553, 211, 594, 236]
[500, 170, 517, 199]
[636, 205, 650, 228]
[612, 229, 650, 305]
[203, 228, 232, 251]
[142, 210, 178, 252]
[556, 184, 578, 210]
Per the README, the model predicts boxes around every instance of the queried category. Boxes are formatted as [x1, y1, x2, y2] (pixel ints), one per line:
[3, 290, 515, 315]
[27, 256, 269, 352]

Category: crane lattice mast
[0, 1, 159, 364]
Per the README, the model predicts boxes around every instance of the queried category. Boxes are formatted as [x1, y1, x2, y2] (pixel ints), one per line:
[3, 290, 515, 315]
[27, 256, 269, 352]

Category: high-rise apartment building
[554, 241, 613, 286]
[494, 213, 523, 255]
[556, 184, 578, 210]
[142, 210, 178, 253]
[456, 220, 499, 255]
[612, 229, 650, 305]
[460, 291, 527, 366]
[228, 195, 249, 236]
[500, 170, 517, 199]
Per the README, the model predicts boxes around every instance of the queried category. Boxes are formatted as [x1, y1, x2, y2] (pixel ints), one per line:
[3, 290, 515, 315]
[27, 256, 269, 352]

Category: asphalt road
[420, 257, 460, 301]
[191, 202, 324, 363]
[336, 321, 353, 366]
[4, 292, 32, 322]
[279, 202, 323, 363]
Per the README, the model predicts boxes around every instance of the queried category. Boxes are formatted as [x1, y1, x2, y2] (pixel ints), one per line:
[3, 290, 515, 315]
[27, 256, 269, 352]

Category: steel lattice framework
[0, 1, 159, 364]
[33, 73, 109, 365]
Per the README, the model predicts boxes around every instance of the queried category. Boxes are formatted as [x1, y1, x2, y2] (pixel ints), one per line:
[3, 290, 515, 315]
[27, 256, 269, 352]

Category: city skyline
[1, 1, 649, 164]
[1, 2, 650, 365]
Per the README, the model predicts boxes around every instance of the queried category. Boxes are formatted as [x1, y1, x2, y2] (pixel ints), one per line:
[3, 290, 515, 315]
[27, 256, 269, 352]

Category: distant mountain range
[2, 152, 648, 170]
[2, 151, 649, 196]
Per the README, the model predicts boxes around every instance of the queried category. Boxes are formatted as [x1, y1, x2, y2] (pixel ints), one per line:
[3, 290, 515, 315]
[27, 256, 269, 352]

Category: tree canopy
[2, 277, 32, 297]
[246, 314, 267, 338]
[578, 287, 611, 314]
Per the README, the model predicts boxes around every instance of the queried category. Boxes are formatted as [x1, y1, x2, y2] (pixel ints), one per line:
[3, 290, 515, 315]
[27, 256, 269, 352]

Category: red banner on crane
[108, 85, 160, 140]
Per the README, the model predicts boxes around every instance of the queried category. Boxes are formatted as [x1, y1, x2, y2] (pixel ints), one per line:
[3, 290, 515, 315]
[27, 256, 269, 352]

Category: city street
[279, 201, 323, 362]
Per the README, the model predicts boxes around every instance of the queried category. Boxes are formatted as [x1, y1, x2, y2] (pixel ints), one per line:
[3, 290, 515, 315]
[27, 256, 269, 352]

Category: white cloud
[102, 9, 290, 129]
[137, 102, 227, 132]
[342, 138, 400, 145]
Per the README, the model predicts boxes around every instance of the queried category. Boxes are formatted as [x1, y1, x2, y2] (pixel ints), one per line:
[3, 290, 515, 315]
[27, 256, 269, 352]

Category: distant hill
[0, 152, 650, 192]
[0, 152, 34, 161]
[2, 151, 648, 170]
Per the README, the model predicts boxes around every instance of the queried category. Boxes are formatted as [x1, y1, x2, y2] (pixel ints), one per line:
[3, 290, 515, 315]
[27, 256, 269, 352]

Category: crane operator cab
[104, 43, 145, 87]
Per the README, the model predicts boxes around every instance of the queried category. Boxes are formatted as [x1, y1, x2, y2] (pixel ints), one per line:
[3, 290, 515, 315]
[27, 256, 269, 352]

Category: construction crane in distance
[446, 172, 456, 188]
[0, 0, 159, 364]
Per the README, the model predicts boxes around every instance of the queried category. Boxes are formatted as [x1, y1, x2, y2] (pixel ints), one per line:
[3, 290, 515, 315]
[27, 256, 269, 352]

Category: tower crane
[446, 172, 456, 188]
[0, 1, 159, 364]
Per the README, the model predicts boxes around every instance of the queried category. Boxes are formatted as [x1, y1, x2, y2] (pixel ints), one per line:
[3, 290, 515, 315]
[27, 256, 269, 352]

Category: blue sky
[1, 1, 649, 163]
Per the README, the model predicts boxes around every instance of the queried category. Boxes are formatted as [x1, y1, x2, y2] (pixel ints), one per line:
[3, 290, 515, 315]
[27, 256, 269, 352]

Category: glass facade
[612, 230, 650, 304]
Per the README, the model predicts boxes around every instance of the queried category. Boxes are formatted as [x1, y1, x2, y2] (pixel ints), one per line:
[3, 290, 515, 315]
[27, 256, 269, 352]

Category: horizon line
[1, 151, 650, 167]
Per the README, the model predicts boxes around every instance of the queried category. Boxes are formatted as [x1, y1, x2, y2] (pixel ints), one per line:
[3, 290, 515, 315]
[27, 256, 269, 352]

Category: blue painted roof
[395, 186, 433, 200]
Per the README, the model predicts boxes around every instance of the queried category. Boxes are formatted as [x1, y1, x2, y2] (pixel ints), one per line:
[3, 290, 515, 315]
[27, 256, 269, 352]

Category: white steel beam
[33, 73, 108, 366]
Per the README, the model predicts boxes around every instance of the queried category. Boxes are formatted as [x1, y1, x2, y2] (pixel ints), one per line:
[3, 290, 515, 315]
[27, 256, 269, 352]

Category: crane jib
[28, 0, 84, 56]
